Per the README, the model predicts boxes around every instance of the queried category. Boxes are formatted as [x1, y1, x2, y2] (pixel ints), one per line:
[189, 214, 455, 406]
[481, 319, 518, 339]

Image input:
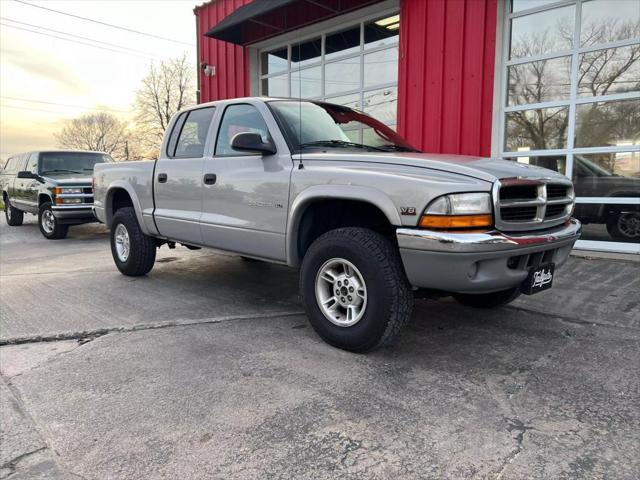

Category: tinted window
[166, 112, 187, 157]
[40, 152, 113, 175]
[2, 157, 17, 174]
[174, 108, 216, 158]
[215, 105, 271, 156]
[26, 153, 39, 173]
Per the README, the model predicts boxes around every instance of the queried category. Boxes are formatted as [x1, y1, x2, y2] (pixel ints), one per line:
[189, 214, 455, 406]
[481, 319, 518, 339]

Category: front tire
[452, 287, 521, 309]
[110, 207, 156, 276]
[300, 227, 413, 353]
[4, 198, 24, 226]
[38, 202, 68, 239]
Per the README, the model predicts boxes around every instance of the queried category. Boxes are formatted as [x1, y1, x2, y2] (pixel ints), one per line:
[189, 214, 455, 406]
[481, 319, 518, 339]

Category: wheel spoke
[320, 269, 337, 284]
[322, 296, 338, 309]
[357, 287, 366, 300]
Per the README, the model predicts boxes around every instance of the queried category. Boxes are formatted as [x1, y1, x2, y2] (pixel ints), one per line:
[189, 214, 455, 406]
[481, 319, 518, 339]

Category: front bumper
[396, 218, 581, 294]
[51, 204, 96, 224]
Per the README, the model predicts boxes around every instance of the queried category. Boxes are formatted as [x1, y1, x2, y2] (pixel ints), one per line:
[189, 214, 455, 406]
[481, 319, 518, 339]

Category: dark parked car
[1, 150, 113, 239]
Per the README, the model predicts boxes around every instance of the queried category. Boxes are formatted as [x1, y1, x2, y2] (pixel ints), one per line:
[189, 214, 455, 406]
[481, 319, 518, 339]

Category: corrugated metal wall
[397, 0, 498, 157]
[196, 0, 499, 157]
[195, 0, 252, 103]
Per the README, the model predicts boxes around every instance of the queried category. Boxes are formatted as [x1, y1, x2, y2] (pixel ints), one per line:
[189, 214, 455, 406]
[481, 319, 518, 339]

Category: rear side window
[215, 104, 271, 156]
[168, 107, 216, 158]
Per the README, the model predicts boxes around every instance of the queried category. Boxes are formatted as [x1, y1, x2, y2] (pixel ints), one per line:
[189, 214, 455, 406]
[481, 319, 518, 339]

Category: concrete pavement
[1, 215, 639, 479]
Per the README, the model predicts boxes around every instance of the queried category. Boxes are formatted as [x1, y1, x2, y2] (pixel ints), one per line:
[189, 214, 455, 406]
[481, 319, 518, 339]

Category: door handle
[157, 173, 168, 183]
[203, 173, 217, 185]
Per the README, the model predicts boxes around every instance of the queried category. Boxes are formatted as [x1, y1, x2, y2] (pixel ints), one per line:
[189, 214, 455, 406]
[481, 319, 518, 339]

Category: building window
[259, 14, 400, 132]
[499, 0, 640, 252]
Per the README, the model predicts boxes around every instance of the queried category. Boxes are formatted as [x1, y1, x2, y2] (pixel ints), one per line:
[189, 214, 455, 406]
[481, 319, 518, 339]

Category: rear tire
[4, 198, 24, 226]
[300, 227, 413, 352]
[110, 207, 156, 276]
[38, 202, 68, 239]
[453, 287, 521, 308]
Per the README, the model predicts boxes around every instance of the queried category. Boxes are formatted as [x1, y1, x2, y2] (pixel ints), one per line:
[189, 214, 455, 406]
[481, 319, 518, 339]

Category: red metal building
[194, 0, 640, 253]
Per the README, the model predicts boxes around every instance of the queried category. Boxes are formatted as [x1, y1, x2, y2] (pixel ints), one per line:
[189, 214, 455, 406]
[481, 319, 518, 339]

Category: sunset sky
[0, 0, 199, 161]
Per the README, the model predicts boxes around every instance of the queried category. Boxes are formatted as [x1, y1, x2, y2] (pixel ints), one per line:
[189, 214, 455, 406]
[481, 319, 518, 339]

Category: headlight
[56, 187, 83, 194]
[420, 193, 493, 229]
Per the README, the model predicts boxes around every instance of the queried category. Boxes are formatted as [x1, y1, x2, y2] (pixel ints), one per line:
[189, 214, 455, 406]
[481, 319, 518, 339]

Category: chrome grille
[494, 178, 574, 232]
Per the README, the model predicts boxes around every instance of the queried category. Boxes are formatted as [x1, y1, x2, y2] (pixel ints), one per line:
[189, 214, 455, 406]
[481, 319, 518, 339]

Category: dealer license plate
[521, 263, 555, 295]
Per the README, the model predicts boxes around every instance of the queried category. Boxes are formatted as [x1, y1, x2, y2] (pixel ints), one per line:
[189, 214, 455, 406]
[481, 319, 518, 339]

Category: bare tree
[134, 53, 196, 147]
[55, 112, 129, 156]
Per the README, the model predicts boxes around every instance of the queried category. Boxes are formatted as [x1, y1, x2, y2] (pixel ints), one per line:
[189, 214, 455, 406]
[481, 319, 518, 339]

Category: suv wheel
[300, 227, 413, 352]
[4, 198, 24, 226]
[38, 202, 68, 239]
[452, 287, 521, 308]
[110, 207, 156, 276]
[606, 212, 640, 240]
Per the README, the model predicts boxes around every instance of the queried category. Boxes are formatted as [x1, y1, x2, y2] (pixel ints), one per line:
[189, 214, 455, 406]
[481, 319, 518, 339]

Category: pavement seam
[0, 310, 305, 346]
[505, 304, 640, 331]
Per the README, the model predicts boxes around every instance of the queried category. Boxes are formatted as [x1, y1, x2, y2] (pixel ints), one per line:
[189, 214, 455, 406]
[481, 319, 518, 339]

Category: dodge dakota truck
[93, 98, 581, 352]
[2, 150, 112, 239]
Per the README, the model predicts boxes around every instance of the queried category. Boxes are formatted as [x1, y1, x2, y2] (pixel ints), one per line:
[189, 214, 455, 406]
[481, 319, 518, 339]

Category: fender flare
[286, 185, 402, 267]
[105, 181, 150, 235]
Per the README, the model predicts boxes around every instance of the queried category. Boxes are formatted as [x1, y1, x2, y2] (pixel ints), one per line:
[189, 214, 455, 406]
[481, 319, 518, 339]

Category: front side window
[215, 104, 271, 156]
[26, 153, 38, 173]
[39, 152, 113, 175]
[269, 100, 416, 153]
[174, 108, 216, 158]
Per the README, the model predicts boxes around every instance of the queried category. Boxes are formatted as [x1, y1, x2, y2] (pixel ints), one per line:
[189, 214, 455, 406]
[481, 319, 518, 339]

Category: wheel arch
[287, 186, 402, 267]
[104, 182, 150, 234]
[38, 193, 52, 206]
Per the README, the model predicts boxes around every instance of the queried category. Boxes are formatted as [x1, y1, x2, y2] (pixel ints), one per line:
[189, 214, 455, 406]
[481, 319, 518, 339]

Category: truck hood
[298, 152, 568, 183]
[43, 174, 93, 185]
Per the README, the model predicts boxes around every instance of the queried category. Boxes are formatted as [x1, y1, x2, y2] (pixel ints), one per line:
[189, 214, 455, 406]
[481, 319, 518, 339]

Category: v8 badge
[400, 207, 416, 216]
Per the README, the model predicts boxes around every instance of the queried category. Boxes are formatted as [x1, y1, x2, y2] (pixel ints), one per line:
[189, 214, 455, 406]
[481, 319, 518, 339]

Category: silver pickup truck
[93, 98, 581, 352]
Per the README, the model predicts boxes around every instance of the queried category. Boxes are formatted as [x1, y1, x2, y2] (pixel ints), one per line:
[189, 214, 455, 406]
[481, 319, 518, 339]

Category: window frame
[166, 107, 216, 159]
[494, 0, 640, 254]
[256, 6, 400, 133]
[214, 103, 275, 158]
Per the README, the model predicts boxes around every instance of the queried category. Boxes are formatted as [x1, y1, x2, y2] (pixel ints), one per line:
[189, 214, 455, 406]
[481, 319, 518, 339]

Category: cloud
[1, 47, 90, 95]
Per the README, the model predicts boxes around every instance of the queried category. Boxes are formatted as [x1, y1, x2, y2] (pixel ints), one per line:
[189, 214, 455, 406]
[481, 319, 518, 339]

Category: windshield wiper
[41, 169, 83, 174]
[298, 140, 384, 152]
[376, 144, 419, 152]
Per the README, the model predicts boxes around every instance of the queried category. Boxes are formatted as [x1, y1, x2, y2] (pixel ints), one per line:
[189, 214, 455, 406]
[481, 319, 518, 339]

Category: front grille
[545, 204, 566, 218]
[495, 179, 574, 231]
[547, 184, 568, 199]
[501, 206, 537, 221]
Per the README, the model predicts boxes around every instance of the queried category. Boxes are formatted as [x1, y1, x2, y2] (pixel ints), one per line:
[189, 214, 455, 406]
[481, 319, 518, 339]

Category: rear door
[200, 102, 292, 261]
[20, 153, 40, 213]
[153, 106, 216, 244]
[10, 154, 29, 209]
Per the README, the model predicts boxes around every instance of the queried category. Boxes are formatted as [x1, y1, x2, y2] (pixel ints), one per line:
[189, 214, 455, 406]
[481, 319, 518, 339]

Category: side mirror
[231, 132, 276, 155]
[17, 171, 37, 179]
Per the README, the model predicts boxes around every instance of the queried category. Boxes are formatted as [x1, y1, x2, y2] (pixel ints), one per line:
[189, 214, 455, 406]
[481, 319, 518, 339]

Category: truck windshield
[39, 152, 113, 175]
[268, 100, 419, 153]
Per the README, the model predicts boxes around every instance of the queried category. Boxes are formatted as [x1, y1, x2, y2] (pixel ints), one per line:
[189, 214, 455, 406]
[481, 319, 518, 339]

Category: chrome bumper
[397, 218, 581, 253]
[51, 204, 95, 222]
[396, 219, 581, 294]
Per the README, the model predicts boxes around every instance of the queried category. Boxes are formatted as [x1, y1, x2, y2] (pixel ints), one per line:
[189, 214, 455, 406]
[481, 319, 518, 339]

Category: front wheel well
[38, 194, 52, 206]
[295, 199, 396, 265]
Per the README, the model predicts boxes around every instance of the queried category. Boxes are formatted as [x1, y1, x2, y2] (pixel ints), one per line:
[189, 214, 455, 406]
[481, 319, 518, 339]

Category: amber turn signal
[419, 214, 493, 230]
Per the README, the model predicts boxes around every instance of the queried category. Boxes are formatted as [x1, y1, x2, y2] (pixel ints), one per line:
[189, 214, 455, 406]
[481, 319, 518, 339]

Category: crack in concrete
[0, 446, 47, 477]
[490, 418, 532, 480]
[505, 304, 640, 331]
[0, 310, 305, 346]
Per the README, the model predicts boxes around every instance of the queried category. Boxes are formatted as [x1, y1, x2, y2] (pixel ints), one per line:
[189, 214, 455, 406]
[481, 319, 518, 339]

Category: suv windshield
[268, 100, 418, 153]
[39, 152, 113, 175]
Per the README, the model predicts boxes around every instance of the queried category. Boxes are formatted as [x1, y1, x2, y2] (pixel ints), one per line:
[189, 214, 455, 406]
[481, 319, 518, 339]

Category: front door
[153, 107, 216, 245]
[200, 102, 292, 261]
